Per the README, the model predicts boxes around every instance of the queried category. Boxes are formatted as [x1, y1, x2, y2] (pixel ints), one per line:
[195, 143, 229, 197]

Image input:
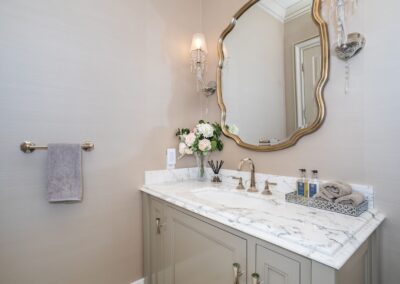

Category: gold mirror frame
[217, 0, 329, 152]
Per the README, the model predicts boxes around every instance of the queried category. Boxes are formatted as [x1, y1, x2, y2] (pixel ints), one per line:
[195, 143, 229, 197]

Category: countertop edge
[140, 185, 385, 270]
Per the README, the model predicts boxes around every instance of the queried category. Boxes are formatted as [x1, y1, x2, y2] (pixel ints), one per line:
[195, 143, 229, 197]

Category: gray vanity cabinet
[144, 196, 247, 284]
[163, 206, 247, 284]
[143, 193, 376, 284]
[255, 244, 311, 284]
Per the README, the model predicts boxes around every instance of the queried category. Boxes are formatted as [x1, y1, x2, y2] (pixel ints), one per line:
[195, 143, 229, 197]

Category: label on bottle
[297, 181, 304, 196]
[304, 182, 309, 198]
[309, 183, 317, 197]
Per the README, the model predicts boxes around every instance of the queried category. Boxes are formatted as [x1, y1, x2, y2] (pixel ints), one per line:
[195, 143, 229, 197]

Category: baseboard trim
[131, 278, 144, 284]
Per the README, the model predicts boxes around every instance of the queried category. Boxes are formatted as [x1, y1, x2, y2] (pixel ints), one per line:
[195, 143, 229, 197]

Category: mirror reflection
[222, 0, 321, 146]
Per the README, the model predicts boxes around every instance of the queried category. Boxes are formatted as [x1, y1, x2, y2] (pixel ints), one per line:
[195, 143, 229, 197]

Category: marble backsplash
[145, 167, 374, 208]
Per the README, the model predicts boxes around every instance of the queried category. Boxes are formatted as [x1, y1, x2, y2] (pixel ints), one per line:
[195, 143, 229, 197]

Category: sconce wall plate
[335, 32, 366, 61]
[202, 81, 217, 97]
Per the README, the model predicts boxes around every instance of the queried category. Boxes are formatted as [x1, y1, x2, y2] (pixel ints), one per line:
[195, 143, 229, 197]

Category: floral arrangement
[176, 120, 224, 159]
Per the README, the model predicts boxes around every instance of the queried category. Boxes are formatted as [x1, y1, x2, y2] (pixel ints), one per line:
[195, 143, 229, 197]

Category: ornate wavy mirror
[217, 0, 329, 151]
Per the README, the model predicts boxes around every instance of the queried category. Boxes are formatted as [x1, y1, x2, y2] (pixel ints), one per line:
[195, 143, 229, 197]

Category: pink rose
[198, 139, 211, 152]
[185, 132, 196, 147]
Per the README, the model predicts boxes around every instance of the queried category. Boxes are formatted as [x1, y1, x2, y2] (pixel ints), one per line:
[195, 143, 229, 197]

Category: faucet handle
[262, 180, 277, 195]
[231, 176, 245, 190]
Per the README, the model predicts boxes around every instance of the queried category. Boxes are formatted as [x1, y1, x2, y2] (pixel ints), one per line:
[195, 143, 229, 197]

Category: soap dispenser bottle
[309, 170, 319, 198]
[297, 169, 309, 197]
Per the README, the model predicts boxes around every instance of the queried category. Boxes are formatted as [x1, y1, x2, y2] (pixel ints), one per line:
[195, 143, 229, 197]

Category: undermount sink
[192, 188, 278, 210]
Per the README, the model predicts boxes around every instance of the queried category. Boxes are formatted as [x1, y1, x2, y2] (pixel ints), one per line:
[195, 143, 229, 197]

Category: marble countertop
[141, 168, 385, 270]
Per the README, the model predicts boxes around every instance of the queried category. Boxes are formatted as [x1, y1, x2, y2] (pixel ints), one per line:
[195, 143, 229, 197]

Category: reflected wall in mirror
[217, 0, 329, 151]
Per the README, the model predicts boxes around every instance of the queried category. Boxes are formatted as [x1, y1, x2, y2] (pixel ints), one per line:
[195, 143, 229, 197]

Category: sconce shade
[191, 33, 208, 53]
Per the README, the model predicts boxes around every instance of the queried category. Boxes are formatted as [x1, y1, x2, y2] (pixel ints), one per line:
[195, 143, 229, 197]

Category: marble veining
[142, 168, 384, 269]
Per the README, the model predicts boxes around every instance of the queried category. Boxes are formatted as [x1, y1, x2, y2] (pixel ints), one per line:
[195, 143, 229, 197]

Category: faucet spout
[238, 158, 257, 192]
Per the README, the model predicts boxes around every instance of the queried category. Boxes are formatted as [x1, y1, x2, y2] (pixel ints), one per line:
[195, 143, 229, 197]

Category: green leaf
[212, 122, 222, 137]
[192, 137, 200, 151]
[217, 140, 224, 151]
[176, 128, 190, 137]
[211, 140, 217, 151]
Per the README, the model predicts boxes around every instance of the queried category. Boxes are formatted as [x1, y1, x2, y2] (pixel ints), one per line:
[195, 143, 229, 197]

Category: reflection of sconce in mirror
[190, 33, 216, 97]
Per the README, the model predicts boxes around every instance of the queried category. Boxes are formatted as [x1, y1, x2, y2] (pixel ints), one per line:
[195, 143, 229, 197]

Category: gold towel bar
[20, 141, 94, 153]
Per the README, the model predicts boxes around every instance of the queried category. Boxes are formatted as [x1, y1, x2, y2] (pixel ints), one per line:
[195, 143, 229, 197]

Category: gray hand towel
[335, 192, 365, 207]
[47, 144, 82, 202]
[314, 190, 335, 203]
[319, 181, 352, 199]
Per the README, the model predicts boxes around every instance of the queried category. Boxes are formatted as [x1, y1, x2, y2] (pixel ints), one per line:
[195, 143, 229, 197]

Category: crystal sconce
[333, 0, 365, 61]
[190, 33, 208, 92]
[190, 33, 216, 96]
[327, 0, 366, 94]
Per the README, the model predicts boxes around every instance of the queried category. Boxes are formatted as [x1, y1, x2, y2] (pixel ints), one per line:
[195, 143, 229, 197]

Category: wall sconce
[190, 33, 212, 93]
[333, 0, 365, 61]
[328, 0, 365, 94]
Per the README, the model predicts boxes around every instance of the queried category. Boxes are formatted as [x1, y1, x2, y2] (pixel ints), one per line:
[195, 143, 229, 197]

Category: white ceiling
[258, 0, 312, 22]
[271, 0, 304, 9]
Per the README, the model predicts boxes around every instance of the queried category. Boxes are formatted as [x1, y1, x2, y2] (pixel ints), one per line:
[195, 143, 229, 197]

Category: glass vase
[194, 152, 210, 181]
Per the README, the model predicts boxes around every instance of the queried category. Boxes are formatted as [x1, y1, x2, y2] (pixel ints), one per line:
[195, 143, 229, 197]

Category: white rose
[185, 132, 196, 147]
[198, 139, 211, 152]
[228, 124, 239, 135]
[196, 123, 214, 138]
[178, 142, 187, 155]
[178, 142, 193, 159]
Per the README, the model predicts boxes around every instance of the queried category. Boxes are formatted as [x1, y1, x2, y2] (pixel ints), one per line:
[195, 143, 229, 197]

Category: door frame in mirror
[217, 0, 330, 152]
[294, 35, 321, 129]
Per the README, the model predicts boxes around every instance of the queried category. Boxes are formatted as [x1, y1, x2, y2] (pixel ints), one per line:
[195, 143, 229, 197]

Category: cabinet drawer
[164, 206, 247, 284]
[256, 244, 311, 284]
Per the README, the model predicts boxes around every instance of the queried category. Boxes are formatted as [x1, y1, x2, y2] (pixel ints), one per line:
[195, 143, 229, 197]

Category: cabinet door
[164, 207, 247, 284]
[256, 245, 311, 284]
[149, 198, 166, 284]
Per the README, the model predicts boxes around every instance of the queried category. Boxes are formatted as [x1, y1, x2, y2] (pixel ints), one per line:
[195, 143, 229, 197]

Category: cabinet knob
[251, 272, 260, 284]
[155, 218, 163, 234]
[233, 263, 243, 284]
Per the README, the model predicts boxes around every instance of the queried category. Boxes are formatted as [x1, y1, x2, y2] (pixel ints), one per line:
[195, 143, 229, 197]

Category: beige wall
[284, 12, 319, 135]
[0, 0, 201, 283]
[201, 1, 400, 283]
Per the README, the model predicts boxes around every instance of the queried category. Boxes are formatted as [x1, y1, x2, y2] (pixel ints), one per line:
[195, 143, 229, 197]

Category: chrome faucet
[238, 158, 257, 192]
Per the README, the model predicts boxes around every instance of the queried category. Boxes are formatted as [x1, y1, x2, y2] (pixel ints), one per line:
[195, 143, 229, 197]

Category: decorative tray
[285, 192, 368, 217]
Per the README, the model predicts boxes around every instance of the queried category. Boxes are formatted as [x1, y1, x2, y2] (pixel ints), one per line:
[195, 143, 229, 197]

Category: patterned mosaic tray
[285, 192, 369, 217]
